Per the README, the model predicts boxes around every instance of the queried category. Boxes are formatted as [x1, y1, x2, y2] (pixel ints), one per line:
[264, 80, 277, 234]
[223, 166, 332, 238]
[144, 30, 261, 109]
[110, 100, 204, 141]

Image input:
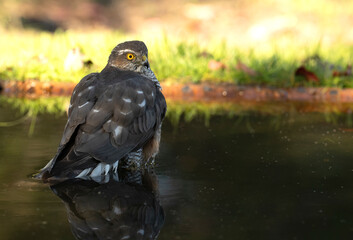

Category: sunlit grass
[1, 96, 69, 115]
[0, 29, 353, 87]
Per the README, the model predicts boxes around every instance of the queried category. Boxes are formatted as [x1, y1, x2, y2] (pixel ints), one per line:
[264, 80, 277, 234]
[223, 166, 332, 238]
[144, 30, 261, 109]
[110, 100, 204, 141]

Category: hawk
[37, 41, 166, 182]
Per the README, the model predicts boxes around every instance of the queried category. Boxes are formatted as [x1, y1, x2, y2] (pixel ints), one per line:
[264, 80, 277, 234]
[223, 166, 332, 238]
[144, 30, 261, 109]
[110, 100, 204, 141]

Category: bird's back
[38, 70, 166, 182]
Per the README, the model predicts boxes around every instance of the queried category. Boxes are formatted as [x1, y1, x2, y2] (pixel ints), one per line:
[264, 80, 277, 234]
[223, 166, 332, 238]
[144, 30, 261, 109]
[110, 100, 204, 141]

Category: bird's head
[107, 40, 161, 89]
[108, 40, 150, 72]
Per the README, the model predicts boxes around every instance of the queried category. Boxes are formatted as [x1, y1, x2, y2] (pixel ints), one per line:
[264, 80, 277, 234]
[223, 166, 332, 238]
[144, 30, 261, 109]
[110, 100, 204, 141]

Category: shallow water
[1, 101, 353, 240]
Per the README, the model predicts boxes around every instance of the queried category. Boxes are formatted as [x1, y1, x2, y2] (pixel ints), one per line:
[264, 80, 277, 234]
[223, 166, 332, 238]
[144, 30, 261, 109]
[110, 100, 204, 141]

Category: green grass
[0, 29, 353, 87]
[2, 96, 353, 130]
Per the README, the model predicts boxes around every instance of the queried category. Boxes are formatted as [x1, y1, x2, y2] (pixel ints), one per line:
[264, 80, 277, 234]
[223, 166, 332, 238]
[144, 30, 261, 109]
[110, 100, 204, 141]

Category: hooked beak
[142, 55, 149, 68]
[143, 61, 150, 69]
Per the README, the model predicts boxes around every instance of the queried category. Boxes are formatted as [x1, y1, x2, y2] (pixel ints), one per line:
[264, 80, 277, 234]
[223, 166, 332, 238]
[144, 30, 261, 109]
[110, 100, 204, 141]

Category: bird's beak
[142, 55, 150, 68]
[143, 60, 150, 69]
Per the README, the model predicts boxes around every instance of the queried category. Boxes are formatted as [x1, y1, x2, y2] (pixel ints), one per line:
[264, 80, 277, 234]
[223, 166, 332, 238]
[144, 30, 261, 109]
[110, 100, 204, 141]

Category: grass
[2, 95, 353, 131]
[0, 29, 353, 87]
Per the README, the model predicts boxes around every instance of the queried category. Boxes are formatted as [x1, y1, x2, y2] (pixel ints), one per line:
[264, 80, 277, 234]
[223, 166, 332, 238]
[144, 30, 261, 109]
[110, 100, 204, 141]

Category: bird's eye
[126, 53, 135, 60]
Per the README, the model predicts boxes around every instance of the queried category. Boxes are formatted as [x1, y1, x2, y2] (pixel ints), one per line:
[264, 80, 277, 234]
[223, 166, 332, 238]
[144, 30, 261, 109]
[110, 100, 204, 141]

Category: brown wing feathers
[43, 73, 166, 179]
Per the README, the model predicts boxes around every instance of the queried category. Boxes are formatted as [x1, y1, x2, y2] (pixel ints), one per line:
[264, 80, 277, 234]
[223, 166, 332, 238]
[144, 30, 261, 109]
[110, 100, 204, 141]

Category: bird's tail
[32, 158, 56, 182]
[33, 153, 97, 183]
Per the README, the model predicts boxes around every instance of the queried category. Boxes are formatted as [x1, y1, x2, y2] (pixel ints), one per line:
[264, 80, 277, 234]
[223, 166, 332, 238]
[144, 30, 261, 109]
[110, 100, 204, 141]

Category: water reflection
[50, 168, 164, 240]
[3, 98, 353, 239]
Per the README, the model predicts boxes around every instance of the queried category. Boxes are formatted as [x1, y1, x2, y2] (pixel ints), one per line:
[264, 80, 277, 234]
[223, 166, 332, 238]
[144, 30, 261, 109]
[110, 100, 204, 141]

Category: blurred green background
[0, 0, 353, 87]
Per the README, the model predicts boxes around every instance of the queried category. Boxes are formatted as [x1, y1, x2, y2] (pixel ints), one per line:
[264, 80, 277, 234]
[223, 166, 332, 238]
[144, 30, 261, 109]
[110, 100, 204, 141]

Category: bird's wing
[61, 73, 99, 146]
[40, 73, 99, 175]
[74, 76, 166, 164]
[46, 73, 166, 179]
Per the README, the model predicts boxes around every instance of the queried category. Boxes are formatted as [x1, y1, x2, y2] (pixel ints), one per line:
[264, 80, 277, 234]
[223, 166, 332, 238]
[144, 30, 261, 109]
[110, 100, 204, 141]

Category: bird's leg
[122, 149, 143, 170]
[144, 156, 156, 168]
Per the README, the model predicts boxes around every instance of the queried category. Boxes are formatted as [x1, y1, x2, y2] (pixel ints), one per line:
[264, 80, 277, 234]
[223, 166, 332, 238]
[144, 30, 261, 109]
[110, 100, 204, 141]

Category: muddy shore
[2, 80, 353, 104]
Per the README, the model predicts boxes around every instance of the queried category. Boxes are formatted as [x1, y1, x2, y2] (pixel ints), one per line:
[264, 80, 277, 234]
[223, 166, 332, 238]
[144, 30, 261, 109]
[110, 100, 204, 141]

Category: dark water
[1, 102, 353, 240]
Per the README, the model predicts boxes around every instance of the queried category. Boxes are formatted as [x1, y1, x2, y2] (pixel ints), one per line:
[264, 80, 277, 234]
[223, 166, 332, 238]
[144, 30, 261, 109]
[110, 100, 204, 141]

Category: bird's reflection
[50, 168, 164, 240]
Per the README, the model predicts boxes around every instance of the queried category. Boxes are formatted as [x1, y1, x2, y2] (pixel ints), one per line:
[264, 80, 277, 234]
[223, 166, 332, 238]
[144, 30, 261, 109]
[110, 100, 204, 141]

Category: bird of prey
[37, 41, 166, 182]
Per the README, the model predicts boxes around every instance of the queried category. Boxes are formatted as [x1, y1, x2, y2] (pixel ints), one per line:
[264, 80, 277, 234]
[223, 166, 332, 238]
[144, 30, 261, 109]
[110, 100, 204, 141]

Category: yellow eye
[126, 53, 135, 60]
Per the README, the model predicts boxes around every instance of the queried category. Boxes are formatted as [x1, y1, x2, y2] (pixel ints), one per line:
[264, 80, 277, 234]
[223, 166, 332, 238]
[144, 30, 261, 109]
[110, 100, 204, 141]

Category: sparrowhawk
[37, 41, 167, 182]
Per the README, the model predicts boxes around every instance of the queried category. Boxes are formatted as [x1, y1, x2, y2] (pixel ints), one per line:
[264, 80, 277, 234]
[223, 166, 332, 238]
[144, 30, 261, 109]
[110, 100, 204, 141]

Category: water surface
[1, 101, 353, 239]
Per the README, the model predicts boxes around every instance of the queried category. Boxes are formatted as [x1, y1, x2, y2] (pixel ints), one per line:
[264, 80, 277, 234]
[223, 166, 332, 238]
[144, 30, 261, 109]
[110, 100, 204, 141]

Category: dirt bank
[2, 80, 353, 104]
